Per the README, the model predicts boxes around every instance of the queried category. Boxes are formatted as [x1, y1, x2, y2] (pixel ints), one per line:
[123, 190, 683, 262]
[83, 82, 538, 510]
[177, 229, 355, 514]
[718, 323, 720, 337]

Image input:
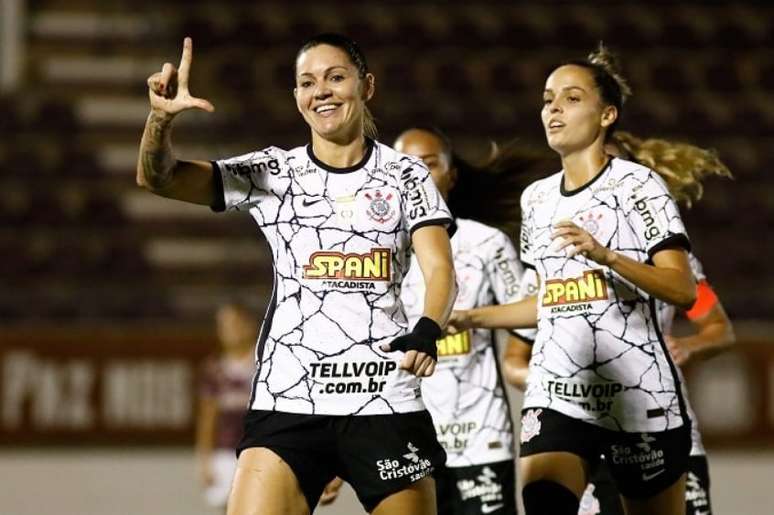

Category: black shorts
[519, 408, 690, 499]
[237, 409, 446, 512]
[435, 460, 517, 515]
[583, 455, 712, 515]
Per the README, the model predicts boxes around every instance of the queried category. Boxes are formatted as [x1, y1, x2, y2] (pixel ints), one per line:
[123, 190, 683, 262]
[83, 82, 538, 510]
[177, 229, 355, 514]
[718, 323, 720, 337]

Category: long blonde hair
[612, 131, 733, 208]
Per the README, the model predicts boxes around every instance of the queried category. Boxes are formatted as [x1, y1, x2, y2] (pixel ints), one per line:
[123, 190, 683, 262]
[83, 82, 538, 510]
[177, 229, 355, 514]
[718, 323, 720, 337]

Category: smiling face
[294, 44, 374, 143]
[541, 64, 618, 157]
[394, 129, 457, 200]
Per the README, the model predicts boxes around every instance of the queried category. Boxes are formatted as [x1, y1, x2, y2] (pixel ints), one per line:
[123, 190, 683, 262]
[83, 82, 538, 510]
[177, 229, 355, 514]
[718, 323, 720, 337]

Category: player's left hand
[551, 220, 615, 265]
[666, 335, 692, 366]
[380, 316, 440, 377]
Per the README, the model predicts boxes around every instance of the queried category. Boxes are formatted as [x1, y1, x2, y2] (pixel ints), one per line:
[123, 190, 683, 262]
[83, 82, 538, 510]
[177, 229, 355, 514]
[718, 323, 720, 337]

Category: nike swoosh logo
[302, 198, 323, 207]
[641, 468, 665, 481]
[481, 503, 504, 514]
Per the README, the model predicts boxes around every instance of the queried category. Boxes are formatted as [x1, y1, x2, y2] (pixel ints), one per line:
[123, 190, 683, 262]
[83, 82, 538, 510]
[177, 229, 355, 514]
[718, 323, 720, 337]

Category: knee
[522, 480, 579, 515]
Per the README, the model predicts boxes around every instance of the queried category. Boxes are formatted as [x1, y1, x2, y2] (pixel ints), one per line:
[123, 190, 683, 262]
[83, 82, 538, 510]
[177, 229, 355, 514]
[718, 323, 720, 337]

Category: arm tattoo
[139, 111, 175, 189]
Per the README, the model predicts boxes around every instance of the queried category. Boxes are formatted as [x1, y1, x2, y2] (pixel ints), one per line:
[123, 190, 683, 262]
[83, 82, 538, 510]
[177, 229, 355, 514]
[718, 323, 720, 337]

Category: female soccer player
[196, 303, 256, 510]
[583, 132, 735, 515]
[395, 127, 532, 515]
[506, 131, 736, 515]
[319, 129, 551, 513]
[449, 46, 698, 515]
[137, 34, 457, 515]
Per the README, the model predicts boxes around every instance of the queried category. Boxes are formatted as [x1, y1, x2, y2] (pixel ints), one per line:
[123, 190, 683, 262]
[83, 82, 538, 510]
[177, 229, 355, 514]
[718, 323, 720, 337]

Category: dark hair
[296, 33, 369, 78]
[296, 33, 377, 139]
[409, 127, 556, 241]
[558, 43, 632, 139]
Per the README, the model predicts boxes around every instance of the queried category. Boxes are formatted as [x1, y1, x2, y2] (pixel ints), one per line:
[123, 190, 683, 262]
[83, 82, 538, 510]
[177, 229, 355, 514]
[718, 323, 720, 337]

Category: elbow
[676, 282, 698, 311]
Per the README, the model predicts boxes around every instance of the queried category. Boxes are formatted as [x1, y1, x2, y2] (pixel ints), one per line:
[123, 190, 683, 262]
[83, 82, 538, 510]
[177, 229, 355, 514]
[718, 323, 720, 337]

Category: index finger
[178, 37, 193, 89]
[552, 220, 579, 229]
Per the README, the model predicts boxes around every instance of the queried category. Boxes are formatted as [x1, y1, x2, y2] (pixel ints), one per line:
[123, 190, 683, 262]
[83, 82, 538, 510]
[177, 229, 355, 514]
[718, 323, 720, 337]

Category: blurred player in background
[320, 127, 549, 514]
[449, 45, 699, 515]
[137, 33, 456, 515]
[196, 302, 256, 511]
[396, 127, 539, 515]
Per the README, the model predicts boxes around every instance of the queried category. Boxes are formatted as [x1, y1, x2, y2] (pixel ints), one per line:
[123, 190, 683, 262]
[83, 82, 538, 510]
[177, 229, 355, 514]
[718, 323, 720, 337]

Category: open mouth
[548, 119, 565, 130]
[313, 103, 341, 117]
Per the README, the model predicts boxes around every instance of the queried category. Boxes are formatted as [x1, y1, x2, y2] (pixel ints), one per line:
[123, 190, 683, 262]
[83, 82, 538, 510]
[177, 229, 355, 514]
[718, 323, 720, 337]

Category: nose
[313, 83, 332, 100]
[549, 102, 562, 114]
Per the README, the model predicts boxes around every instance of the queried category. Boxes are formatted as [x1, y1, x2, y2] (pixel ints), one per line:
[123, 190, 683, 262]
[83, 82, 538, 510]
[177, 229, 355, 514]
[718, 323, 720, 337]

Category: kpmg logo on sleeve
[225, 158, 280, 177]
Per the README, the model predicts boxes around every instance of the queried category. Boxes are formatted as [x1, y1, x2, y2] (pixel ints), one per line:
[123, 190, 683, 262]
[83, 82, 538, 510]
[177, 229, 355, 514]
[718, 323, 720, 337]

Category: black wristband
[413, 316, 442, 340]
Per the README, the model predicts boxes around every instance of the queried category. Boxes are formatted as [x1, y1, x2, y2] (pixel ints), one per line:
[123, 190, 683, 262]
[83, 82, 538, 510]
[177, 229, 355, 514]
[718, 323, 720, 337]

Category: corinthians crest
[364, 190, 396, 224]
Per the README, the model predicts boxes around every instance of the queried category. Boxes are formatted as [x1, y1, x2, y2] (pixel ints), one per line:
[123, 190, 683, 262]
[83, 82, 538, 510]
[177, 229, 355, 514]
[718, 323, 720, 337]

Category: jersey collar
[306, 138, 375, 174]
[560, 158, 613, 197]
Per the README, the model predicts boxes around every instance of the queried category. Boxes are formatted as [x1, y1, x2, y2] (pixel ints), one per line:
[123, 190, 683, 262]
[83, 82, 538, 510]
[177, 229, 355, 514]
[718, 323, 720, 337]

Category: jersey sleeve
[687, 252, 707, 282]
[519, 185, 536, 269]
[511, 267, 539, 343]
[487, 230, 524, 305]
[624, 171, 690, 258]
[400, 158, 452, 235]
[210, 147, 283, 212]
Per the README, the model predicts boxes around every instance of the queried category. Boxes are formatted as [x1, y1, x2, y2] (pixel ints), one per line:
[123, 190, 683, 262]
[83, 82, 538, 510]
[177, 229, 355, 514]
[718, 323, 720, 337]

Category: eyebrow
[297, 66, 350, 78]
[544, 86, 587, 94]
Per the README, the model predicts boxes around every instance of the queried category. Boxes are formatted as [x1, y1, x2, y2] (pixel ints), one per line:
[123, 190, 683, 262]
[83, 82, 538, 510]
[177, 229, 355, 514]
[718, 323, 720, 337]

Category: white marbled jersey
[403, 219, 524, 466]
[658, 252, 708, 455]
[520, 157, 691, 432]
[213, 140, 452, 415]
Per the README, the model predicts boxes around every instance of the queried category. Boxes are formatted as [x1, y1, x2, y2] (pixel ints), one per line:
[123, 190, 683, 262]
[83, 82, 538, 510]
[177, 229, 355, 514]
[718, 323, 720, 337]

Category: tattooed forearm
[137, 110, 176, 189]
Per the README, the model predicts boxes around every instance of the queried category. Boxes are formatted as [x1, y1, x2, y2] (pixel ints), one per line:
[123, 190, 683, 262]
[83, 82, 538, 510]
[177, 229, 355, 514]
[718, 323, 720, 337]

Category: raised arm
[136, 37, 217, 205]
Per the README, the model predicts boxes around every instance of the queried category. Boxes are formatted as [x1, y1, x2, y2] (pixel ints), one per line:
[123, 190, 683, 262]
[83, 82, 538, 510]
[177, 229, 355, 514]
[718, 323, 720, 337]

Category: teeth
[315, 105, 337, 113]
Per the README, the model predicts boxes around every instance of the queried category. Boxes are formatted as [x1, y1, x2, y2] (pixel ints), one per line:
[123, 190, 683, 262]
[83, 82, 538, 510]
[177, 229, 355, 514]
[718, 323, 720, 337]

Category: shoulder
[457, 219, 519, 265]
[610, 157, 669, 194]
[456, 218, 508, 246]
[521, 170, 562, 207]
[376, 143, 428, 177]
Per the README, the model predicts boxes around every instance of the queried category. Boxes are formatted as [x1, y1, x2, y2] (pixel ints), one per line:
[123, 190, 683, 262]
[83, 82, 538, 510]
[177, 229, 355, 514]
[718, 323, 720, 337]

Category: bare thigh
[226, 447, 310, 515]
[370, 476, 436, 515]
[519, 451, 590, 498]
[621, 473, 686, 515]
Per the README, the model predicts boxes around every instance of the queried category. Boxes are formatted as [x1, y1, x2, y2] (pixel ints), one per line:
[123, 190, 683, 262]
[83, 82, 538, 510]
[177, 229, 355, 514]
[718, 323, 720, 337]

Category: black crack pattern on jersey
[216, 143, 451, 415]
[522, 161, 689, 432]
[404, 220, 522, 466]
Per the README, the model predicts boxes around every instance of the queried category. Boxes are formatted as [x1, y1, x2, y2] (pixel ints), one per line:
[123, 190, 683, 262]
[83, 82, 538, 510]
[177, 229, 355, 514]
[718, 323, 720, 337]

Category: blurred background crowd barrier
[0, 0, 772, 513]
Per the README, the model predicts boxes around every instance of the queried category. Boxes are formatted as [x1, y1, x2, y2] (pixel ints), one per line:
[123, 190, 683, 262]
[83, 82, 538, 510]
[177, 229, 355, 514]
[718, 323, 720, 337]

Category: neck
[560, 140, 609, 191]
[224, 345, 253, 361]
[311, 130, 367, 169]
